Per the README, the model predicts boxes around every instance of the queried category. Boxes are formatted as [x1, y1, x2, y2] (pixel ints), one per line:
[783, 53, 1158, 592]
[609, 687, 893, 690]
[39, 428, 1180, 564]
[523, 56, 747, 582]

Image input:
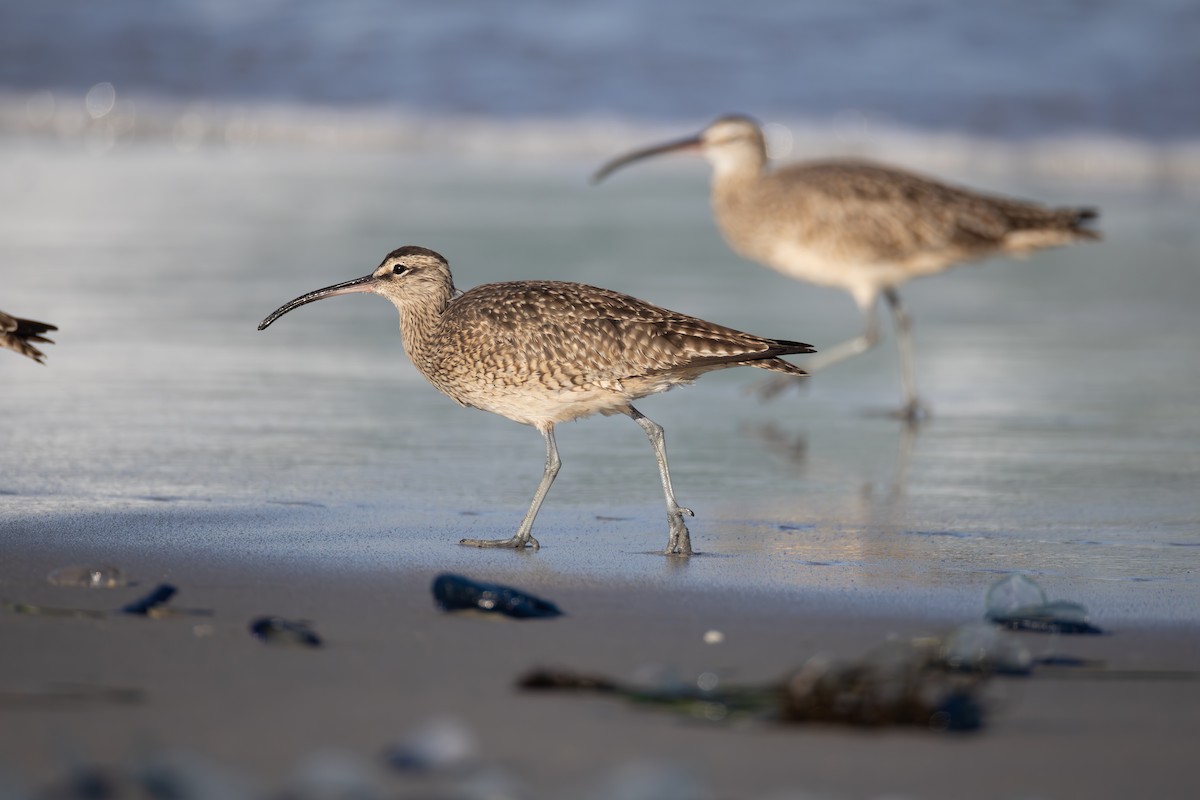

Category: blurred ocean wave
[2, 1, 1197, 139]
[2, 89, 1198, 187]
[3, 0, 1199, 184]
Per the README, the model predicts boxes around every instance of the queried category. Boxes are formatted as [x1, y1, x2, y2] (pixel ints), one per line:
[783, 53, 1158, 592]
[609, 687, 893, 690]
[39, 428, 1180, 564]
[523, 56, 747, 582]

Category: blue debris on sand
[432, 573, 563, 619]
[984, 574, 1105, 635]
[120, 584, 178, 616]
[249, 616, 324, 648]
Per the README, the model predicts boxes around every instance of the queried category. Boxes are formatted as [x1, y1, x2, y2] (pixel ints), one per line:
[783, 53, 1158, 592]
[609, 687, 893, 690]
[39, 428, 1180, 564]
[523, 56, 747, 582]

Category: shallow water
[1, 141, 1198, 621]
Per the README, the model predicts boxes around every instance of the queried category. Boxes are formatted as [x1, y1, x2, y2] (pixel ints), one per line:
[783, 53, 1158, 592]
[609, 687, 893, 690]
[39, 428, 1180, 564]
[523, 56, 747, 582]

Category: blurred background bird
[594, 115, 1100, 420]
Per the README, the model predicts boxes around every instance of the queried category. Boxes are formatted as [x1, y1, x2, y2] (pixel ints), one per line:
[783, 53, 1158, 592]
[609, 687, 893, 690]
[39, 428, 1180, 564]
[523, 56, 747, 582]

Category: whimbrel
[258, 246, 814, 555]
[593, 115, 1100, 420]
[1, 310, 56, 364]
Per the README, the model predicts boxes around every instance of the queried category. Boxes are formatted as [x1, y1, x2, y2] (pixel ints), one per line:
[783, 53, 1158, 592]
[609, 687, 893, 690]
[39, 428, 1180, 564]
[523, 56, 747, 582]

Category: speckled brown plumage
[416, 276, 810, 427]
[258, 245, 814, 555]
[1, 310, 56, 364]
[593, 114, 1101, 419]
[711, 155, 1098, 297]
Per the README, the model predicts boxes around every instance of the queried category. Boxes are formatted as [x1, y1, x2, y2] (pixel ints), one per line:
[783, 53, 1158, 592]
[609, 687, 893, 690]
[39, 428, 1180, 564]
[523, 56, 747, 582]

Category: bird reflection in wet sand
[748, 420, 917, 520]
[859, 423, 917, 516]
[594, 114, 1100, 421]
[743, 422, 809, 465]
[258, 246, 814, 556]
[1, 310, 56, 364]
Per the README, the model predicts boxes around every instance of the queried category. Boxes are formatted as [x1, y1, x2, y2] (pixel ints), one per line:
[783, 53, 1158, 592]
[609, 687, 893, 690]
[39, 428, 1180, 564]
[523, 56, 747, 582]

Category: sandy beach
[1, 536, 1198, 799]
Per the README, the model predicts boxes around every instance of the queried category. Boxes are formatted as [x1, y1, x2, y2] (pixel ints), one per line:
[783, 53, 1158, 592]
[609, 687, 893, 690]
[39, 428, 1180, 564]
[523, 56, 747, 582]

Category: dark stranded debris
[781, 653, 984, 732]
[432, 573, 563, 619]
[519, 667, 778, 720]
[517, 625, 1058, 731]
[989, 604, 1105, 635]
[519, 644, 987, 732]
[985, 574, 1105, 635]
[249, 617, 324, 648]
[121, 584, 178, 616]
[3, 583, 210, 620]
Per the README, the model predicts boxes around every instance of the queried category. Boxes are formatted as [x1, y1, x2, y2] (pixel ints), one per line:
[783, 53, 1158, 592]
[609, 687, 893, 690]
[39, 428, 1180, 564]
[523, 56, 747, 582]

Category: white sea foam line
[1, 90, 1197, 186]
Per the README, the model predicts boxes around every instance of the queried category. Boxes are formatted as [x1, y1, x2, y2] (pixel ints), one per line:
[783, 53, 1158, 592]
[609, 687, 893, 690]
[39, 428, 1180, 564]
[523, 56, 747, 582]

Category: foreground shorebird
[258, 246, 813, 555]
[593, 114, 1100, 420]
[1, 310, 56, 364]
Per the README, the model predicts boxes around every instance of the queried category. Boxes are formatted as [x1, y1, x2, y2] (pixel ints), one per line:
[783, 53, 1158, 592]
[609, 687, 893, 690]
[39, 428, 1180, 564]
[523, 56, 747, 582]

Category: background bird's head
[591, 113, 767, 184]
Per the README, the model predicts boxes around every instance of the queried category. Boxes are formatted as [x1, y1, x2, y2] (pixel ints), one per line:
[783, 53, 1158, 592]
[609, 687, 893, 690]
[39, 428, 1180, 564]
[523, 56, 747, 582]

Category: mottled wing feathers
[768, 160, 1099, 259]
[0, 311, 57, 364]
[982, 195, 1100, 239]
[442, 281, 812, 382]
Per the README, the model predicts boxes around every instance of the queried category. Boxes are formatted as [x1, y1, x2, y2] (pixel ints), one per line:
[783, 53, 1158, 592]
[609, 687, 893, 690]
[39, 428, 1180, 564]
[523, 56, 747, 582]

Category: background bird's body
[594, 115, 1100, 418]
[259, 246, 813, 555]
[713, 157, 1099, 308]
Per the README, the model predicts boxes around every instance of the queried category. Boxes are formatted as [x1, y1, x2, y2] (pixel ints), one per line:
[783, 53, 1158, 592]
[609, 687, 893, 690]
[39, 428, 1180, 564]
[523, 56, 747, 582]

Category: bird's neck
[395, 283, 454, 363]
[711, 165, 762, 208]
[710, 150, 765, 187]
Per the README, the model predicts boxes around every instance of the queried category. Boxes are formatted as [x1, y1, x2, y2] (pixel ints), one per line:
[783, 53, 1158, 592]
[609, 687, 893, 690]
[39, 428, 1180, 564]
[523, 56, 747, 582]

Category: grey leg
[461, 425, 560, 550]
[755, 300, 882, 400]
[628, 406, 694, 556]
[883, 288, 929, 423]
[804, 299, 882, 372]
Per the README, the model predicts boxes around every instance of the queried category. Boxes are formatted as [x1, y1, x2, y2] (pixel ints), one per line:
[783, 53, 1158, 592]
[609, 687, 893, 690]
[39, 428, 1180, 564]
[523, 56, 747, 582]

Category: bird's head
[257, 246, 454, 331]
[591, 114, 767, 184]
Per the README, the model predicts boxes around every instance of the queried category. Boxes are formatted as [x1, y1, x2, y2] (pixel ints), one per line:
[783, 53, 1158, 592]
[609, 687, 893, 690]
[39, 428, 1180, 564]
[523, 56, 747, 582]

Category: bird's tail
[1063, 207, 1102, 241]
[2, 316, 57, 364]
[1000, 204, 1101, 253]
[750, 338, 815, 376]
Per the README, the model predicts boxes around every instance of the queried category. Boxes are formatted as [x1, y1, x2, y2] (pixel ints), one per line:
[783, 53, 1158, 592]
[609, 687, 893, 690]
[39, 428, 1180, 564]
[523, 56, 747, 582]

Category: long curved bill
[590, 134, 703, 184]
[257, 274, 377, 331]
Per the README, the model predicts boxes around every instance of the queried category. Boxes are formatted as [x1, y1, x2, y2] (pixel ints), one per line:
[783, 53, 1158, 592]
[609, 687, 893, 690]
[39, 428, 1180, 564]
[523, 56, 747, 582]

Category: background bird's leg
[460, 425, 559, 550]
[628, 406, 694, 556]
[754, 296, 881, 400]
[806, 296, 882, 372]
[883, 288, 929, 423]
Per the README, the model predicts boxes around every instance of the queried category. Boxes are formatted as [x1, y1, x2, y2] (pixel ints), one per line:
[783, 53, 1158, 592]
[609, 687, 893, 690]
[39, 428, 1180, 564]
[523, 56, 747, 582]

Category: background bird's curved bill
[591, 135, 703, 183]
[258, 275, 376, 330]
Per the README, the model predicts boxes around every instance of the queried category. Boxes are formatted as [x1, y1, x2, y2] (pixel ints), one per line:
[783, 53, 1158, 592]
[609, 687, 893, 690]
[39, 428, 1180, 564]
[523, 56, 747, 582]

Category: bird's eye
[392, 264, 408, 275]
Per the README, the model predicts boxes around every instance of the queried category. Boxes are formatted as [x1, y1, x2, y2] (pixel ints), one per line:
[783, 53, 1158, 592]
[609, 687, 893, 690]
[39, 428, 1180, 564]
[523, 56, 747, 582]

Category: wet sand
[2, 541, 1198, 799]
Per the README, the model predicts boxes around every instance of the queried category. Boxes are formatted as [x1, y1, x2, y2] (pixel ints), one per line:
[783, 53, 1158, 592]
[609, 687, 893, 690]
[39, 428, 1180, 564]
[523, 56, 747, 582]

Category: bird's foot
[459, 534, 540, 550]
[749, 375, 808, 402]
[889, 399, 931, 425]
[663, 507, 694, 556]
